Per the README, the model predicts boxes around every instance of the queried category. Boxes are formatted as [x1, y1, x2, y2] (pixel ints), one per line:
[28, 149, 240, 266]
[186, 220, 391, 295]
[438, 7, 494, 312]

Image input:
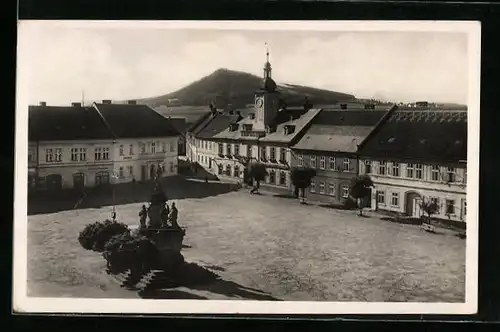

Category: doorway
[73, 172, 85, 190]
[95, 171, 109, 186]
[141, 165, 147, 181]
[405, 191, 422, 217]
[46, 174, 62, 191]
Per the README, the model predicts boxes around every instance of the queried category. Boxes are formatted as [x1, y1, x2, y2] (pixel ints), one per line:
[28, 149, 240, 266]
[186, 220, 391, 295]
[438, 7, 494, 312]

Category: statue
[169, 202, 179, 229]
[139, 205, 147, 229]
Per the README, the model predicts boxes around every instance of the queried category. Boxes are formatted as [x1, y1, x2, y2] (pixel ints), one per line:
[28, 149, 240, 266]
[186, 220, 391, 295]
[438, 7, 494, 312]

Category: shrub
[342, 197, 358, 210]
[103, 234, 160, 275]
[78, 219, 130, 253]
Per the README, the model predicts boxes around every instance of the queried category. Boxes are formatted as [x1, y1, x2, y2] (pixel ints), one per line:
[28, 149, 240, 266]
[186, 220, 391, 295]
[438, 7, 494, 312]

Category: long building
[28, 100, 180, 191]
[357, 107, 467, 223]
[291, 105, 393, 205]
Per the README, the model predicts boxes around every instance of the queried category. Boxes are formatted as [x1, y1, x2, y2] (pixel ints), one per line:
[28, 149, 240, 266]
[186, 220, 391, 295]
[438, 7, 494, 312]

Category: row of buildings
[28, 101, 183, 192]
[186, 53, 468, 223]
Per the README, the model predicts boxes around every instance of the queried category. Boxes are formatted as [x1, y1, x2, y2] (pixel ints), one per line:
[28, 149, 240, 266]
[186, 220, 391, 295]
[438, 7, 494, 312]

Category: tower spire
[265, 42, 269, 63]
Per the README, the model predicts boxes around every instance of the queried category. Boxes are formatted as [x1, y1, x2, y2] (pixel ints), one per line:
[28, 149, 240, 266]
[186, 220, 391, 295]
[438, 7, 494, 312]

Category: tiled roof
[358, 110, 467, 163]
[197, 113, 242, 139]
[93, 103, 179, 138]
[28, 105, 114, 141]
[292, 110, 389, 152]
[214, 107, 321, 143]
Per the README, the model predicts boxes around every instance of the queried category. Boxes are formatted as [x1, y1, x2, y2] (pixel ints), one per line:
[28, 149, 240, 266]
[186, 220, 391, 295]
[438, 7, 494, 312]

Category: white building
[28, 100, 180, 191]
[358, 108, 467, 223]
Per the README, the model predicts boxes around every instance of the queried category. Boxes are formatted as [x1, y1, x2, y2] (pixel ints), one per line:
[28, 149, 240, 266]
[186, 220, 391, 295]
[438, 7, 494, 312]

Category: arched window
[225, 164, 232, 176]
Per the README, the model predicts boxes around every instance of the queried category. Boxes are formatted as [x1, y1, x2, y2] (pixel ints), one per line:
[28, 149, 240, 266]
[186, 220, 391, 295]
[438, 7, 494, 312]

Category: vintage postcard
[13, 20, 480, 315]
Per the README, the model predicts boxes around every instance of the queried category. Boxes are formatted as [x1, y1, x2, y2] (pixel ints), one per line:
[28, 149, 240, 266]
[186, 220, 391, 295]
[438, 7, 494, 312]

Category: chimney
[71, 102, 82, 107]
[102, 100, 112, 104]
[39, 101, 47, 106]
[127, 100, 137, 105]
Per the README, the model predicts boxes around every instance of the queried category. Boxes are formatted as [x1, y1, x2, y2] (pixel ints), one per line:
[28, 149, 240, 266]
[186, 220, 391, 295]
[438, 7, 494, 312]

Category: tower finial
[265, 42, 269, 63]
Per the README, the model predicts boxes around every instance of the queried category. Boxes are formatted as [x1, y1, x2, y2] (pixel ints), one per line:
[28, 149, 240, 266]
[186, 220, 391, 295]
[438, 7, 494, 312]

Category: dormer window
[249, 113, 255, 120]
[243, 124, 253, 131]
[284, 125, 296, 135]
[229, 123, 239, 131]
[266, 125, 277, 134]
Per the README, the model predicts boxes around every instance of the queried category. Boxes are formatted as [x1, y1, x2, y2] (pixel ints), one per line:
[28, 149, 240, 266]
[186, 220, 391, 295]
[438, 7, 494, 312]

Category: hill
[139, 68, 356, 109]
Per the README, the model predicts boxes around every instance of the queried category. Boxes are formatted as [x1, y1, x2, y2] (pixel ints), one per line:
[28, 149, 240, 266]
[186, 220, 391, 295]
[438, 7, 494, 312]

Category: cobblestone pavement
[27, 187, 465, 302]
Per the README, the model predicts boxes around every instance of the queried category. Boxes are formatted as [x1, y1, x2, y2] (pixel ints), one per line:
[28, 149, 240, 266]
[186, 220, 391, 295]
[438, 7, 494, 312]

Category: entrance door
[405, 192, 422, 217]
[149, 164, 156, 179]
[141, 165, 147, 181]
[95, 171, 109, 186]
[73, 172, 85, 190]
[46, 174, 62, 191]
[365, 188, 372, 208]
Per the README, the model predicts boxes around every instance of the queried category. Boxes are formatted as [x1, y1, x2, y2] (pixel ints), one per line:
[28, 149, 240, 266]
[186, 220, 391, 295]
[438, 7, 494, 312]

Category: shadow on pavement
[28, 176, 240, 215]
[191, 279, 282, 301]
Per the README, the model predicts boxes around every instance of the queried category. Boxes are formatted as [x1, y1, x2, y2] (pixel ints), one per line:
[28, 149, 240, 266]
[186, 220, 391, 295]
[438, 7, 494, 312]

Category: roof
[166, 117, 187, 134]
[358, 109, 467, 163]
[197, 113, 242, 139]
[292, 110, 388, 152]
[93, 103, 179, 138]
[28, 105, 113, 141]
[213, 107, 321, 143]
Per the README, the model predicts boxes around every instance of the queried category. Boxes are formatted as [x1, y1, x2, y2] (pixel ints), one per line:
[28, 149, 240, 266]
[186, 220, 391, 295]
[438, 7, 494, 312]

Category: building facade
[28, 101, 180, 191]
[358, 108, 467, 223]
[290, 107, 391, 204]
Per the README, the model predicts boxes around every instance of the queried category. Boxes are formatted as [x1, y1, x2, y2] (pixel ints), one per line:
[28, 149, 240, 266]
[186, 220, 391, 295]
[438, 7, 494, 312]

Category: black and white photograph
[13, 21, 480, 315]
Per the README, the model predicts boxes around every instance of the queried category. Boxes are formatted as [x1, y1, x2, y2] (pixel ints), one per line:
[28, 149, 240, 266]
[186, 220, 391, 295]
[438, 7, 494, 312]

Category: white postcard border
[13, 20, 481, 315]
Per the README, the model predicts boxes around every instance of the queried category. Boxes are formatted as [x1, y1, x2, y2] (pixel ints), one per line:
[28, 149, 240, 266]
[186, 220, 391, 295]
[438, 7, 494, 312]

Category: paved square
[27, 183, 465, 302]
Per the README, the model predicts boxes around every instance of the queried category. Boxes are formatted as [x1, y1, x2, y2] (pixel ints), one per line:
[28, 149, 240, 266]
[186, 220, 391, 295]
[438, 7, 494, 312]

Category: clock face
[256, 97, 264, 108]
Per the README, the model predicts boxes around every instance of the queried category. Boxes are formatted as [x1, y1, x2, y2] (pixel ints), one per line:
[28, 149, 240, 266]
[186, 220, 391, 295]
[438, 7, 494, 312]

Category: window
[342, 185, 349, 198]
[235, 144, 240, 156]
[310, 156, 317, 168]
[260, 146, 267, 161]
[218, 164, 223, 175]
[234, 165, 240, 178]
[298, 154, 303, 167]
[225, 164, 231, 176]
[319, 181, 325, 194]
[391, 192, 399, 207]
[279, 171, 286, 185]
[246, 145, 251, 157]
[446, 199, 455, 215]
[343, 158, 350, 171]
[329, 183, 335, 196]
[169, 162, 174, 173]
[446, 167, 456, 182]
[364, 160, 372, 174]
[430, 197, 441, 213]
[463, 200, 467, 217]
[170, 142, 175, 152]
[319, 156, 326, 169]
[310, 181, 316, 193]
[269, 170, 276, 184]
[415, 164, 423, 179]
[129, 144, 134, 155]
[128, 166, 134, 177]
[329, 157, 336, 170]
[377, 191, 385, 204]
[54, 148, 62, 162]
[431, 165, 440, 181]
[79, 148, 86, 161]
[140, 142, 146, 154]
[464, 169, 467, 184]
[71, 148, 78, 161]
[162, 142, 166, 153]
[119, 167, 124, 178]
[45, 148, 54, 162]
[94, 148, 101, 161]
[379, 161, 387, 175]
[270, 147, 276, 161]
[391, 162, 400, 177]
[28, 150, 34, 162]
[226, 144, 231, 155]
[218, 143, 224, 155]
[407, 163, 414, 178]
[119, 145, 124, 156]
[151, 142, 156, 154]
[280, 148, 286, 163]
[102, 148, 110, 160]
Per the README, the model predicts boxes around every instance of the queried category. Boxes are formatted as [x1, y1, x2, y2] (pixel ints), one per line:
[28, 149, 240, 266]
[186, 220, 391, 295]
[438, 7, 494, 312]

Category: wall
[112, 136, 179, 184]
[359, 158, 467, 222]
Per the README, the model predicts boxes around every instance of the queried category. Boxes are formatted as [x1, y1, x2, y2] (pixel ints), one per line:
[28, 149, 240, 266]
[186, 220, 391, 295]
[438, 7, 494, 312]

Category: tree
[349, 175, 374, 216]
[419, 197, 440, 225]
[246, 162, 268, 193]
[290, 167, 317, 203]
[78, 219, 130, 252]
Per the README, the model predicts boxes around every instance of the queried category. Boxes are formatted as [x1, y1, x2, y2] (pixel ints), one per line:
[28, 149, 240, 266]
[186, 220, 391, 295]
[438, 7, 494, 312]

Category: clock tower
[253, 45, 280, 131]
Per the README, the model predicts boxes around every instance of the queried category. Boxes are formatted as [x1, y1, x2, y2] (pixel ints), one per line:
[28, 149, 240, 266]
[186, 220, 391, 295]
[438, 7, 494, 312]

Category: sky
[17, 21, 470, 107]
